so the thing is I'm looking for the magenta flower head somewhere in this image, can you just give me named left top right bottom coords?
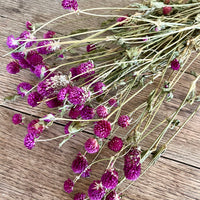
left=108, top=98, right=118, bottom=107
left=64, top=121, right=72, bottom=134
left=81, top=167, right=91, bottom=178
left=26, top=21, right=32, bottom=30
left=72, top=153, right=88, bottom=174
left=18, top=58, right=31, bottom=69
left=118, top=115, right=130, bottom=128
left=37, top=40, right=54, bottom=55
left=93, top=81, right=105, bottom=95
left=11, top=52, right=25, bottom=60
left=28, top=119, right=45, bottom=138
left=81, top=105, right=95, bottom=120
left=62, top=0, right=78, bottom=11
left=101, top=168, right=118, bottom=189
left=67, top=86, right=88, bottom=105
left=37, top=80, right=55, bottom=97
left=124, top=163, right=141, bottom=181
left=19, top=31, right=36, bottom=48
left=85, top=138, right=99, bottom=154
left=43, top=30, right=56, bottom=39
left=106, top=191, right=121, bottom=200
left=96, top=105, right=108, bottom=118
left=69, top=104, right=84, bottom=119
left=34, top=64, right=49, bottom=78
left=57, top=85, right=72, bottom=101
left=26, top=51, right=44, bottom=67
left=24, top=133, right=35, bottom=150
left=117, top=16, right=128, bottom=26
left=7, top=35, right=19, bottom=49
left=74, top=193, right=86, bottom=200
left=163, top=6, right=172, bottom=15
left=6, top=61, right=20, bottom=74
left=88, top=180, right=105, bottom=200
left=27, top=91, right=43, bottom=107
left=17, top=82, right=32, bottom=97
left=64, top=178, right=74, bottom=193
left=77, top=61, right=95, bottom=78
left=108, top=136, right=123, bottom=152
left=87, top=44, right=96, bottom=52
left=94, top=120, right=111, bottom=138
left=12, top=113, right=23, bottom=125
left=46, top=96, right=63, bottom=108
left=171, top=59, right=180, bottom=71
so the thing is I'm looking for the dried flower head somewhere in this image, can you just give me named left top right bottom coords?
left=12, top=113, right=23, bottom=125
left=108, top=136, right=123, bottom=152
left=106, top=191, right=121, bottom=200
left=74, top=193, right=86, bottom=200
left=64, top=178, right=74, bottom=193
left=101, top=168, right=118, bottom=189
left=62, top=0, right=78, bottom=11
left=24, top=133, right=35, bottom=150
left=118, top=115, right=130, bottom=128
left=72, top=153, right=88, bottom=174
left=6, top=61, right=20, bottom=74
left=81, top=105, right=95, bottom=120
left=85, top=138, right=99, bottom=154
left=94, top=120, right=111, bottom=138
left=17, top=82, right=32, bottom=97
left=88, top=180, right=105, bottom=200
left=27, top=91, right=43, bottom=107
left=171, top=59, right=180, bottom=71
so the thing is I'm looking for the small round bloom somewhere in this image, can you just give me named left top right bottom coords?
left=96, top=105, right=108, bottom=118
left=87, top=44, right=96, bottom=52
left=64, top=121, right=72, bottom=134
left=124, top=147, right=141, bottom=168
left=27, top=91, right=43, bottom=107
left=106, top=191, right=121, bottom=200
left=43, top=30, right=56, bottom=39
left=108, top=98, right=118, bottom=107
left=108, top=136, right=123, bottom=152
left=85, top=138, right=99, bottom=154
left=28, top=119, right=45, bottom=138
left=93, top=82, right=105, bottom=95
left=171, top=59, right=180, bottom=71
left=117, top=16, right=128, bottom=26
left=163, top=6, right=172, bottom=15
left=57, top=85, right=71, bottom=101
left=6, top=61, right=20, bottom=74
left=19, top=31, right=36, bottom=48
left=17, top=82, right=32, bottom=97
left=81, top=167, right=91, bottom=178
left=18, top=58, right=31, bottom=69
left=11, top=52, right=25, bottom=60
left=34, top=64, right=49, bottom=78
left=37, top=80, right=54, bottom=97
left=81, top=105, right=95, bottom=120
left=72, top=153, right=88, bottom=174
left=26, top=21, right=32, bottom=30
left=7, top=35, right=19, bottom=49
left=124, top=163, right=141, bottom=181
left=62, top=0, right=78, bottom=11
left=26, top=51, right=44, bottom=66
left=77, top=61, right=95, bottom=78
left=64, top=178, right=74, bottom=193
left=37, top=40, right=54, bottom=55
left=12, top=113, right=22, bottom=125
left=74, top=193, right=86, bottom=200
left=101, top=168, right=118, bottom=189
left=94, top=120, right=111, bottom=139
left=24, top=133, right=35, bottom=150
left=88, top=180, right=105, bottom=200
left=69, top=104, right=84, bottom=119
left=46, top=96, right=63, bottom=108
left=118, top=115, right=130, bottom=128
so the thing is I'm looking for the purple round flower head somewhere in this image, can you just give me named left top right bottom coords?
left=101, top=168, right=118, bottom=189
left=19, top=31, right=36, bottom=48
left=46, top=96, right=63, bottom=108
left=24, top=133, right=35, bottom=150
left=171, top=59, right=180, bottom=71
left=96, top=105, right=108, bottom=118
left=81, top=167, right=91, bottom=178
left=108, top=98, right=118, bottom=107
left=87, top=44, right=96, bottom=52
left=70, top=67, right=79, bottom=81
left=93, top=81, right=105, bottom=95
left=124, top=163, right=141, bottom=181
left=108, top=136, right=123, bottom=152
left=118, top=115, right=130, bottom=128
left=12, top=113, right=22, bottom=125
left=27, top=91, right=43, bottom=107
left=26, top=21, right=32, bottom=30
left=37, top=40, right=54, bottom=55
left=69, top=104, right=84, bottom=119
left=64, top=178, right=74, bottom=193
left=117, top=16, right=128, bottom=26
left=124, top=147, right=141, bottom=168
left=7, top=35, right=19, bottom=49
left=77, top=61, right=95, bottom=78
left=85, top=138, right=99, bottom=154
left=106, top=191, right=121, bottom=200
left=67, top=86, right=87, bottom=105
left=28, top=119, right=45, bottom=138
left=43, top=30, right=56, bottom=39
left=62, top=0, right=78, bottom=11
left=64, top=121, right=72, bottom=134
left=17, top=82, right=32, bottom=97
left=71, top=153, right=88, bottom=174
left=34, top=64, right=49, bottom=78
left=94, top=120, right=111, bottom=139
left=57, top=85, right=72, bottom=101
left=18, top=58, right=31, bottom=69
left=6, top=61, right=20, bottom=74
left=80, top=105, right=95, bottom=120
left=88, top=180, right=105, bottom=200
left=26, top=51, right=44, bottom=66
left=74, top=193, right=86, bottom=200
left=11, top=52, right=25, bottom=60
left=37, top=80, right=54, bottom=97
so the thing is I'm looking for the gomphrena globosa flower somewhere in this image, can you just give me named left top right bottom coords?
left=118, top=115, right=130, bottom=128
left=101, top=168, right=119, bottom=189
left=17, top=82, right=32, bottom=97
left=64, top=178, right=74, bottom=193
left=96, top=105, right=108, bottom=118
left=6, top=61, right=20, bottom=74
left=81, top=105, right=95, bottom=120
left=93, top=81, right=105, bottom=95
left=24, top=133, right=35, bottom=150
left=171, top=59, right=180, bottom=71
left=106, top=191, right=121, bottom=200
left=108, top=136, right=123, bottom=152
left=88, top=180, right=105, bottom=200
left=12, top=113, right=23, bottom=125
left=74, top=192, right=86, bottom=200
left=76, top=61, right=95, bottom=78
left=27, top=91, right=43, bottom=107
left=27, top=119, right=45, bottom=138
left=85, top=138, right=99, bottom=154
left=69, top=104, right=84, bottom=119
left=62, top=0, right=78, bottom=11
left=72, top=153, right=88, bottom=174
left=94, top=120, right=111, bottom=138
